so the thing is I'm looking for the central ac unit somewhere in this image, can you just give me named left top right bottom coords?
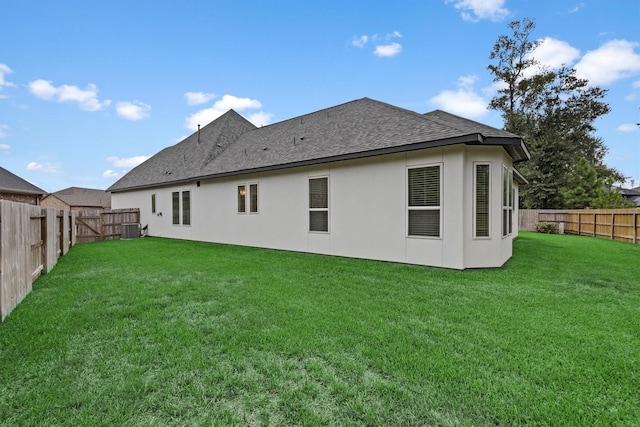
left=121, top=223, right=140, bottom=239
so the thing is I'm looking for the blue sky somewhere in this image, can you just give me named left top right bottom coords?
left=1, top=0, right=639, bottom=192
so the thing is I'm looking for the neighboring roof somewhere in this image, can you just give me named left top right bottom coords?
left=109, top=97, right=529, bottom=193
left=0, top=166, right=46, bottom=195
left=43, top=187, right=111, bottom=208
left=620, top=187, right=640, bottom=196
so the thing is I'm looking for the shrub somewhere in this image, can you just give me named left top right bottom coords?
left=535, top=222, right=559, bottom=234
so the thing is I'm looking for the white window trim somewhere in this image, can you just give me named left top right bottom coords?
left=473, top=162, right=491, bottom=239
left=502, top=165, right=514, bottom=238
left=182, top=190, right=191, bottom=227
left=308, top=175, right=330, bottom=234
left=249, top=182, right=259, bottom=214
left=237, top=184, right=246, bottom=214
left=406, top=163, right=443, bottom=239
left=237, top=182, right=259, bottom=214
left=171, top=189, right=192, bottom=226
left=172, top=191, right=180, bottom=225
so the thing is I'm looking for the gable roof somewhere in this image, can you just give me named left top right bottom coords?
left=43, top=187, right=111, bottom=208
left=109, top=97, right=529, bottom=193
left=0, top=166, right=46, bottom=195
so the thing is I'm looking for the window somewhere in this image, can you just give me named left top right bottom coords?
left=182, top=191, right=191, bottom=226
left=237, top=185, right=246, bottom=213
left=309, top=177, right=328, bottom=232
left=249, top=184, right=258, bottom=213
left=172, top=192, right=180, bottom=225
left=407, top=165, right=441, bottom=238
left=151, top=194, right=156, bottom=214
left=475, top=164, right=490, bottom=238
left=502, top=166, right=513, bottom=237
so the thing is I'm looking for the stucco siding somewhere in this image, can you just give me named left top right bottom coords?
left=112, top=145, right=517, bottom=269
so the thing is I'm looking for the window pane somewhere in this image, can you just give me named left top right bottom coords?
left=408, top=210, right=440, bottom=237
left=309, top=211, right=328, bottom=232
left=309, top=178, right=328, bottom=209
left=182, top=191, right=190, bottom=225
left=408, top=166, right=440, bottom=207
left=172, top=192, right=180, bottom=225
left=475, top=164, right=490, bottom=237
left=250, top=184, right=258, bottom=213
left=237, top=185, right=246, bottom=213
left=151, top=194, right=156, bottom=213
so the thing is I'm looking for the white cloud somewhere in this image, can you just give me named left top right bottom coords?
left=116, top=100, right=151, bottom=120
left=617, top=123, right=639, bottom=132
left=352, top=31, right=403, bottom=57
left=106, top=155, right=150, bottom=168
left=529, top=37, right=581, bottom=71
left=185, top=91, right=217, bottom=105
left=446, top=0, right=509, bottom=22
left=352, top=35, right=369, bottom=48
left=26, top=161, right=59, bottom=174
left=185, top=94, right=269, bottom=131
left=0, top=64, right=16, bottom=94
left=568, top=3, right=585, bottom=13
left=374, top=42, right=402, bottom=58
left=575, top=40, right=640, bottom=85
left=0, top=124, right=8, bottom=139
left=246, top=111, right=274, bottom=127
left=430, top=75, right=488, bottom=118
left=102, top=169, right=121, bottom=179
left=0, top=143, right=10, bottom=154
left=28, top=79, right=111, bottom=111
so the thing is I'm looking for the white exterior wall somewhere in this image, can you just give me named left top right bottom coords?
left=112, top=145, right=517, bottom=269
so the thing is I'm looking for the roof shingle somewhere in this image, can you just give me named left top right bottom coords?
left=109, top=97, right=528, bottom=192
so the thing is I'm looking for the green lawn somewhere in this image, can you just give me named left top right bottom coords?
left=1, top=232, right=638, bottom=426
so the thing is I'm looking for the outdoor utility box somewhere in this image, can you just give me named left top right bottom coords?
left=121, top=223, right=140, bottom=239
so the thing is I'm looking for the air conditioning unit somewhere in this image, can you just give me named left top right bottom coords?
left=121, top=223, right=140, bottom=239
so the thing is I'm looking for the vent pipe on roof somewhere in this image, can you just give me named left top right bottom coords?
left=197, top=124, right=201, bottom=143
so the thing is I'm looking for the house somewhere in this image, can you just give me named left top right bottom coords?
left=109, top=98, right=529, bottom=269
left=620, top=186, right=640, bottom=207
left=0, top=166, right=46, bottom=205
left=41, top=187, right=111, bottom=211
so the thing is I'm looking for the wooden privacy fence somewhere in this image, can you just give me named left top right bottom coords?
left=0, top=200, right=75, bottom=321
left=76, top=208, right=140, bottom=243
left=520, top=209, right=640, bottom=244
left=1, top=203, right=141, bottom=321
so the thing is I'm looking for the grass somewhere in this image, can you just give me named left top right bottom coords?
left=1, top=232, right=639, bottom=426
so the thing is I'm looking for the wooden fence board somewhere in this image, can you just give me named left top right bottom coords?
left=1, top=203, right=140, bottom=321
left=520, top=208, right=640, bottom=244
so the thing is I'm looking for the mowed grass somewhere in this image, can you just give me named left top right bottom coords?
left=1, top=232, right=638, bottom=426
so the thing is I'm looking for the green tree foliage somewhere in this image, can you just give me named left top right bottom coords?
left=592, top=179, right=636, bottom=209
left=488, top=18, right=623, bottom=209
left=563, top=157, right=601, bottom=208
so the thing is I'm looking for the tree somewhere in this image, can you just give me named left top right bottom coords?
left=488, top=19, right=622, bottom=209
left=592, top=179, right=636, bottom=209
left=562, top=157, right=601, bottom=208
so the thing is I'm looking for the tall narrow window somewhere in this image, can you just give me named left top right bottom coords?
left=475, top=164, right=490, bottom=238
left=172, top=192, right=180, bottom=225
left=151, top=194, right=156, bottom=214
left=502, top=166, right=513, bottom=237
left=249, top=183, right=258, bottom=213
left=309, top=177, right=328, bottom=232
left=237, top=185, right=246, bottom=213
left=407, top=165, right=441, bottom=238
left=182, top=191, right=191, bottom=225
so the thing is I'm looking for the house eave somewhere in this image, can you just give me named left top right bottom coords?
left=0, top=186, right=46, bottom=196
left=110, top=134, right=527, bottom=193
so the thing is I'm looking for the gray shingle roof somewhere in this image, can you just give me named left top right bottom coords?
left=45, top=187, right=111, bottom=208
left=0, top=166, right=46, bottom=195
left=109, top=97, right=529, bottom=192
